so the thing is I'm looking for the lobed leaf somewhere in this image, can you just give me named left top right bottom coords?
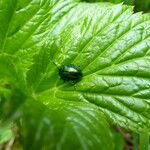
left=22, top=0, right=150, bottom=133
left=0, top=0, right=150, bottom=148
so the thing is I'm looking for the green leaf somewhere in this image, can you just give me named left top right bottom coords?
left=0, top=123, right=13, bottom=144
left=0, top=86, right=26, bottom=121
left=81, top=0, right=134, bottom=5
left=134, top=0, right=150, bottom=13
left=0, top=0, right=150, bottom=148
left=111, top=129, right=125, bottom=150
left=0, top=54, right=26, bottom=121
left=139, top=133, right=150, bottom=150
left=21, top=99, right=113, bottom=150
left=0, top=54, right=26, bottom=90
left=23, top=1, right=150, bottom=133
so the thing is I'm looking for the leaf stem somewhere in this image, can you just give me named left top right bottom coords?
left=133, top=133, right=138, bottom=150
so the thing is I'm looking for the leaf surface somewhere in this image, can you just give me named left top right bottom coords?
left=21, top=99, right=113, bottom=150
left=0, top=0, right=150, bottom=149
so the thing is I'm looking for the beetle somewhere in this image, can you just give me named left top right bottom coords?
left=58, top=65, right=83, bottom=84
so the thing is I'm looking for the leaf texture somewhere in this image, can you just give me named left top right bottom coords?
left=0, top=0, right=150, bottom=149
left=21, top=100, right=113, bottom=150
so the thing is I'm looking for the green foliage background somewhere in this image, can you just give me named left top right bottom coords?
left=0, top=0, right=150, bottom=149
left=82, top=0, right=150, bottom=12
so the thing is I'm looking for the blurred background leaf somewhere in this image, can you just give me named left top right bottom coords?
left=111, top=129, right=125, bottom=150
left=0, top=123, right=12, bottom=145
left=81, top=0, right=133, bottom=4
left=81, top=0, right=150, bottom=12
left=134, top=0, right=150, bottom=12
